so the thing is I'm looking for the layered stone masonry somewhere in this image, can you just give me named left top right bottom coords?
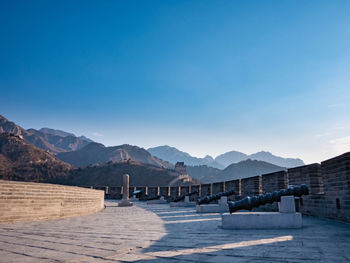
left=91, top=152, right=350, bottom=223
left=241, top=176, right=262, bottom=197
left=0, top=180, right=104, bottom=224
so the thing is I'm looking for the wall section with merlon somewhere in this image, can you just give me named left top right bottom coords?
left=262, top=171, right=288, bottom=193
left=241, top=176, right=261, bottom=197
left=319, top=152, right=350, bottom=222
left=288, top=163, right=323, bottom=194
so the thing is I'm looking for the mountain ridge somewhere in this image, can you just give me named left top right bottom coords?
left=187, top=159, right=285, bottom=183
left=0, top=115, right=92, bottom=153
left=57, top=142, right=173, bottom=169
left=0, top=132, right=72, bottom=183
left=148, top=145, right=304, bottom=168
left=148, top=145, right=224, bottom=169
left=0, top=132, right=193, bottom=187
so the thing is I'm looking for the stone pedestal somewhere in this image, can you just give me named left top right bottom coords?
left=147, top=196, right=168, bottom=204
left=129, top=195, right=139, bottom=201
left=170, top=195, right=196, bottom=207
left=221, top=195, right=302, bottom=229
left=278, top=196, right=296, bottom=213
left=196, top=196, right=229, bottom=213
left=118, top=174, right=133, bottom=207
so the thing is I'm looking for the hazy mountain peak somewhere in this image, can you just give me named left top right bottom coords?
left=148, top=146, right=224, bottom=169
left=253, top=151, right=272, bottom=155
left=57, top=143, right=172, bottom=168
left=0, top=115, right=93, bottom=153
left=248, top=151, right=304, bottom=168
left=215, top=150, right=248, bottom=167
left=39, top=127, right=76, bottom=138
left=79, top=136, right=93, bottom=142
left=204, top=155, right=214, bottom=161
left=85, top=142, right=105, bottom=149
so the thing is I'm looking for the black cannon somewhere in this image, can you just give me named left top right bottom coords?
left=228, top=184, right=309, bottom=214
left=129, top=190, right=142, bottom=198
left=172, top=190, right=199, bottom=203
left=197, top=189, right=236, bottom=205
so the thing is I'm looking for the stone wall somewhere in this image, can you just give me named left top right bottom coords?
left=225, top=179, right=241, bottom=201
left=262, top=171, right=288, bottom=193
left=160, top=186, right=170, bottom=198
left=0, top=180, right=104, bottom=224
left=189, top=185, right=200, bottom=201
left=319, top=152, right=350, bottom=222
left=241, top=176, right=261, bottom=196
left=200, top=184, right=212, bottom=197
left=212, top=182, right=225, bottom=194
left=97, top=152, right=350, bottom=223
left=288, top=163, right=322, bottom=194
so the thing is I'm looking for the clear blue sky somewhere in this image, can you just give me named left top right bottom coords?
left=1, top=0, right=350, bottom=164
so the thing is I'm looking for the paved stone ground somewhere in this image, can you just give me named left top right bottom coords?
left=1, top=200, right=350, bottom=262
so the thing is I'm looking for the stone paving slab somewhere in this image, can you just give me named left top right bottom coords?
left=0, top=200, right=350, bottom=262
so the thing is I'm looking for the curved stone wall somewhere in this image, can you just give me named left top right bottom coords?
left=0, top=180, right=104, bottom=223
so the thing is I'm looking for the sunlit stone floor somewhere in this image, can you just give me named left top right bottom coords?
left=0, top=200, right=350, bottom=262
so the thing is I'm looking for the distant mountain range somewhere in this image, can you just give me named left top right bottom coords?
left=216, top=150, right=304, bottom=168
left=0, top=132, right=188, bottom=186
left=148, top=146, right=224, bottom=169
left=0, top=114, right=304, bottom=186
left=148, top=145, right=304, bottom=168
left=39, top=127, right=93, bottom=142
left=57, top=142, right=173, bottom=169
left=0, top=115, right=92, bottom=153
left=187, top=160, right=285, bottom=183
left=68, top=161, right=191, bottom=187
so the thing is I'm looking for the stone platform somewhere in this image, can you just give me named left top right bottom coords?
left=0, top=200, right=350, bottom=262
left=169, top=201, right=196, bottom=207
left=170, top=196, right=196, bottom=207
left=197, top=204, right=228, bottom=213
left=222, top=212, right=302, bottom=229
left=147, top=197, right=168, bottom=204
left=222, top=196, right=302, bottom=229
left=197, top=196, right=229, bottom=213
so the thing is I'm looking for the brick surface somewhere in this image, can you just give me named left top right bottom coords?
left=241, top=176, right=261, bottom=197
left=0, top=201, right=350, bottom=262
left=0, top=180, right=104, bottom=224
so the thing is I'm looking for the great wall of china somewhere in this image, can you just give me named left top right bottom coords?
left=1, top=152, right=349, bottom=224
left=95, top=152, right=350, bottom=223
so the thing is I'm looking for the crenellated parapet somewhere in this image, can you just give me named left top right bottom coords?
left=91, top=152, right=350, bottom=223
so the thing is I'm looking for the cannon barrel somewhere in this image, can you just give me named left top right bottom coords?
left=197, top=189, right=236, bottom=205
left=172, top=190, right=199, bottom=203
left=228, top=184, right=309, bottom=214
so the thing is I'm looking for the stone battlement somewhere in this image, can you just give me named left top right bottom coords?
left=95, top=152, right=350, bottom=223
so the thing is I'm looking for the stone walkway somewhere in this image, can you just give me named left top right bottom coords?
left=0, top=200, right=350, bottom=262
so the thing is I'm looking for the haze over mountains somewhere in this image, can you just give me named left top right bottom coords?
left=68, top=161, right=188, bottom=187
left=0, top=115, right=186, bottom=186
left=148, top=145, right=304, bottom=169
left=0, top=115, right=92, bottom=153
left=148, top=146, right=224, bottom=169
left=187, top=160, right=285, bottom=183
left=57, top=142, right=172, bottom=168
left=0, top=132, right=186, bottom=186
left=39, top=128, right=93, bottom=143
left=0, top=114, right=305, bottom=184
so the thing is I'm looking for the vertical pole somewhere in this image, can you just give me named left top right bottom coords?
left=123, top=174, right=129, bottom=200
